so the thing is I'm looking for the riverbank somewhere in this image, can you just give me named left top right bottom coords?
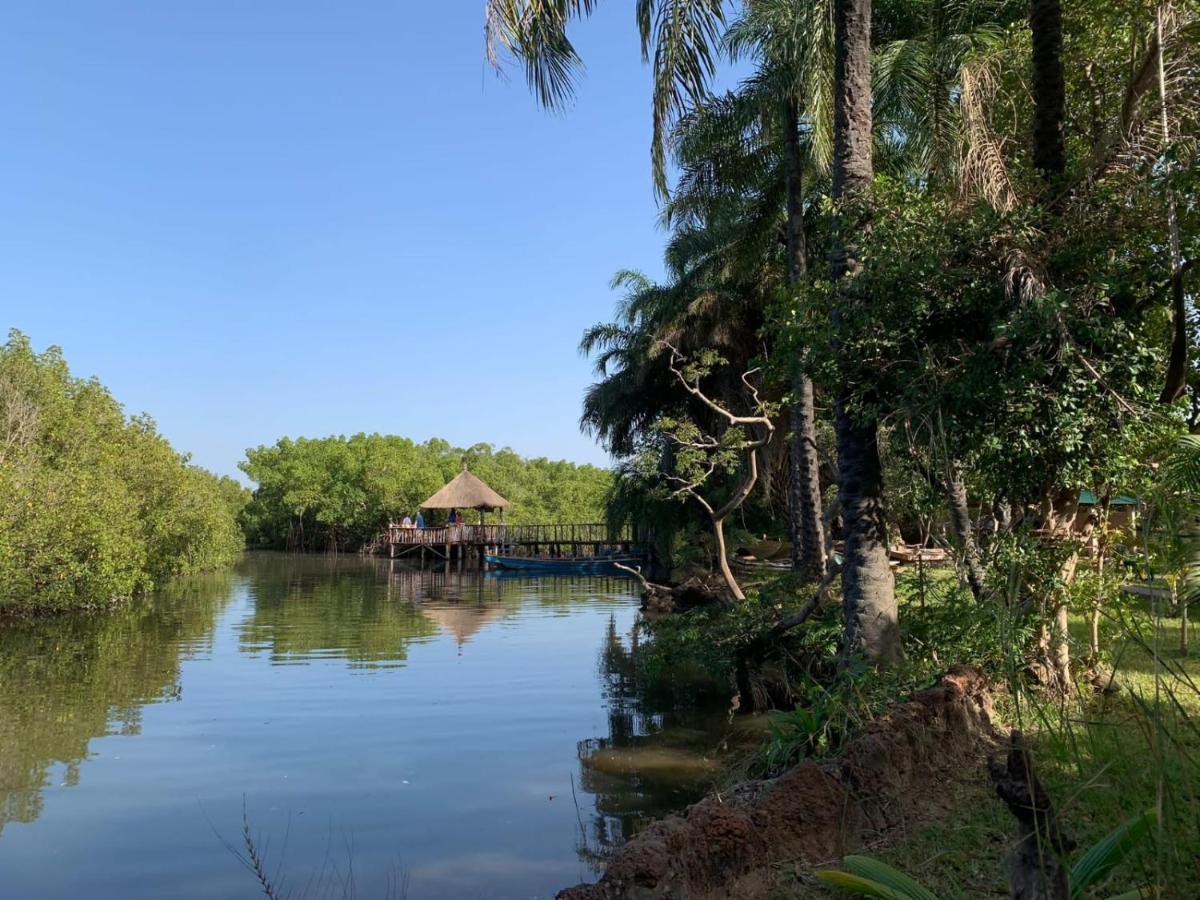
left=563, top=653, right=1199, bottom=899
left=561, top=666, right=998, bottom=899
left=567, top=567, right=1200, bottom=899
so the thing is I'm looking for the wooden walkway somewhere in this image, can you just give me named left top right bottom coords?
left=371, top=522, right=645, bottom=562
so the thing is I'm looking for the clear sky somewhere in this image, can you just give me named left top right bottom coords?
left=1, top=2, right=681, bottom=478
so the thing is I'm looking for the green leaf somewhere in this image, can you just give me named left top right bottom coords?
left=1069, top=809, right=1156, bottom=898
left=814, top=870, right=915, bottom=900
left=815, top=857, right=942, bottom=900
left=842, top=857, right=943, bottom=900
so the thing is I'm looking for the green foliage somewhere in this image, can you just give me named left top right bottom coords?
left=239, top=435, right=612, bottom=551
left=898, top=571, right=1036, bottom=676
left=763, top=688, right=849, bottom=770
left=1141, top=434, right=1200, bottom=607
left=0, top=331, right=246, bottom=616
left=1070, top=809, right=1157, bottom=900
left=816, top=855, right=942, bottom=900
left=815, top=809, right=1157, bottom=900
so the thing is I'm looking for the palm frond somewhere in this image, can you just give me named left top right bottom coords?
left=639, top=0, right=727, bottom=198
left=485, top=0, right=599, bottom=110
left=1164, top=435, right=1200, bottom=495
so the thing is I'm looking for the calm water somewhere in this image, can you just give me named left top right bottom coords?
left=0, top=553, right=733, bottom=899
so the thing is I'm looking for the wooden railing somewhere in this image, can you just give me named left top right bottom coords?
left=385, top=522, right=635, bottom=547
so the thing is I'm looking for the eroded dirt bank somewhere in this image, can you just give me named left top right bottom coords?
left=559, top=665, right=997, bottom=900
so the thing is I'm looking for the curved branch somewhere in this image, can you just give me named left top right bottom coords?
left=659, top=340, right=776, bottom=431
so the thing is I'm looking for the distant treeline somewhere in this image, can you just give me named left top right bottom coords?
left=0, top=332, right=247, bottom=617
left=239, top=435, right=613, bottom=552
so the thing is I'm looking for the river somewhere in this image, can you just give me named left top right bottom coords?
left=0, top=553, right=735, bottom=899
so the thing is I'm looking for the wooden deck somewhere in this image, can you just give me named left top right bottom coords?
left=371, top=522, right=645, bottom=562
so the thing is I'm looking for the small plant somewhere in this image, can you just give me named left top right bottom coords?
left=763, top=689, right=847, bottom=771
left=814, top=809, right=1155, bottom=900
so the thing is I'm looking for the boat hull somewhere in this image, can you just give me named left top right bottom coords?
left=484, top=555, right=641, bottom=576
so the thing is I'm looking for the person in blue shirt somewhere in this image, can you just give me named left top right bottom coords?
left=415, top=511, right=425, bottom=530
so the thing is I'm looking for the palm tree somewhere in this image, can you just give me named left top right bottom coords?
left=830, top=0, right=903, bottom=664
left=580, top=194, right=777, bottom=463
left=485, top=0, right=727, bottom=197
left=872, top=0, right=1020, bottom=188
left=725, top=2, right=838, bottom=580
left=870, top=0, right=1022, bottom=602
left=666, top=78, right=833, bottom=578
left=491, top=1, right=841, bottom=580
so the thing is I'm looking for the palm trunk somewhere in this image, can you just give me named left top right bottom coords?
left=1029, top=0, right=1074, bottom=688
left=1089, top=548, right=1104, bottom=660
left=1030, top=0, right=1066, bottom=182
left=832, top=0, right=901, bottom=664
left=783, top=95, right=827, bottom=581
left=789, top=378, right=826, bottom=578
left=1155, top=3, right=1188, bottom=403
left=946, top=459, right=986, bottom=601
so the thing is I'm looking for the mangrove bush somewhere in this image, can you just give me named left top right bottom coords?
left=0, top=331, right=247, bottom=616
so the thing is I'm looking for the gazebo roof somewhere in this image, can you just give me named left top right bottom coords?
left=422, top=603, right=504, bottom=648
left=420, top=469, right=510, bottom=511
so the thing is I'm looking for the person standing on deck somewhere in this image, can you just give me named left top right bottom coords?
left=415, top=511, right=425, bottom=530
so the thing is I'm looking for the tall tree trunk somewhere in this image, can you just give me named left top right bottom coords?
left=1029, top=0, right=1074, bottom=689
left=831, top=0, right=901, bottom=664
left=1155, top=2, right=1188, bottom=403
left=946, top=459, right=986, bottom=601
left=783, top=94, right=828, bottom=581
left=1030, top=0, right=1066, bottom=182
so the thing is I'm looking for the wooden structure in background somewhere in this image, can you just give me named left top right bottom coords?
left=366, top=468, right=648, bottom=565
left=379, top=522, right=642, bottom=564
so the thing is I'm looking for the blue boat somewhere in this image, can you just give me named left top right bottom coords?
left=484, top=554, right=642, bottom=576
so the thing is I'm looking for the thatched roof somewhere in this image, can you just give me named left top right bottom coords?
left=420, top=469, right=510, bottom=511
left=422, top=603, right=503, bottom=647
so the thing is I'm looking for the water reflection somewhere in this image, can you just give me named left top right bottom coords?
left=0, top=554, right=739, bottom=899
left=574, top=616, right=735, bottom=864
left=235, top=557, right=644, bottom=666
left=236, top=557, right=442, bottom=666
left=0, top=571, right=233, bottom=836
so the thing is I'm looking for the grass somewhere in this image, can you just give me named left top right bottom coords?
left=771, top=568, right=1200, bottom=899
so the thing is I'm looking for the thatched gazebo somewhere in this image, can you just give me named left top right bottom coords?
left=420, top=468, right=510, bottom=525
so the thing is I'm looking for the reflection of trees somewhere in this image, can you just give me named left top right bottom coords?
left=238, top=558, right=607, bottom=664
left=0, top=571, right=233, bottom=835
left=574, top=616, right=731, bottom=866
left=238, top=557, right=442, bottom=667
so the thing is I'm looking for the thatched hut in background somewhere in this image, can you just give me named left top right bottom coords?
left=420, top=468, right=510, bottom=525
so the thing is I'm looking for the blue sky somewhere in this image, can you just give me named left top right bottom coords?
left=1, top=2, right=692, bottom=477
